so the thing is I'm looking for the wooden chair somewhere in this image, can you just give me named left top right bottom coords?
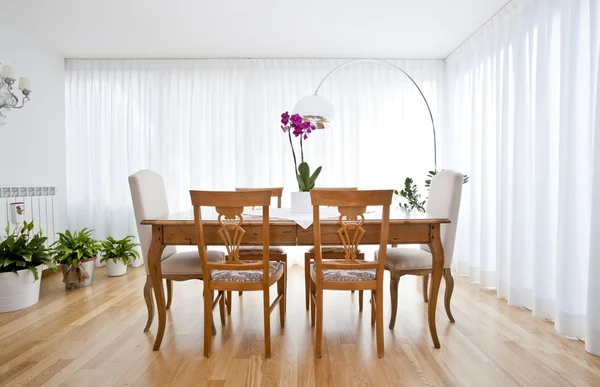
left=190, top=190, right=286, bottom=358
left=303, top=188, right=364, bottom=311
left=234, top=187, right=287, bottom=306
left=129, top=170, right=226, bottom=333
left=379, top=170, right=463, bottom=329
left=309, top=189, right=393, bottom=358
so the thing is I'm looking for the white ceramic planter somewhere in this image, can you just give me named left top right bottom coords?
left=291, top=191, right=312, bottom=213
left=61, top=257, right=97, bottom=290
left=130, top=258, right=144, bottom=268
left=0, top=266, right=42, bottom=313
left=106, top=259, right=128, bottom=277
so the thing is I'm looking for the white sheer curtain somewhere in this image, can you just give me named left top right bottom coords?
left=65, top=59, right=444, bottom=264
left=445, top=0, right=600, bottom=355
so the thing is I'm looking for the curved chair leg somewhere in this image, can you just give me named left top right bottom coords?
left=166, top=279, right=173, bottom=310
left=359, top=290, right=364, bottom=312
left=422, top=274, right=429, bottom=303
left=389, top=275, right=400, bottom=329
left=443, top=270, right=455, bottom=323
left=305, top=253, right=311, bottom=310
left=143, top=275, right=154, bottom=332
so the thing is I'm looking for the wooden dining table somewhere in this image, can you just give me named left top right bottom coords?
left=141, top=208, right=450, bottom=351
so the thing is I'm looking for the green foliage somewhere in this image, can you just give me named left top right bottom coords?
left=296, top=162, right=322, bottom=192
left=52, top=228, right=101, bottom=266
left=395, top=178, right=426, bottom=212
left=99, top=235, right=140, bottom=265
left=396, top=170, right=470, bottom=212
left=0, top=221, right=57, bottom=281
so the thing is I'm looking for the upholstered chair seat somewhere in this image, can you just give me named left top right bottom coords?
left=212, top=261, right=283, bottom=282
left=375, top=248, right=436, bottom=271
left=162, top=250, right=225, bottom=276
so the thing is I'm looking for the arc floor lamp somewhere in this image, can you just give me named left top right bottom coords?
left=293, top=59, right=438, bottom=172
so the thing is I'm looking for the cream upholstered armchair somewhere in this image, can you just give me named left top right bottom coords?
left=377, top=169, right=463, bottom=329
left=128, top=169, right=225, bottom=332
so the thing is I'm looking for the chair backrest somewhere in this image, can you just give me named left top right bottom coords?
left=190, top=190, right=272, bottom=283
left=128, top=170, right=177, bottom=274
left=235, top=187, right=283, bottom=208
left=420, top=170, right=463, bottom=268
left=310, top=190, right=393, bottom=282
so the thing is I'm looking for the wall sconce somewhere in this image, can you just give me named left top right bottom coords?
left=0, top=63, right=32, bottom=126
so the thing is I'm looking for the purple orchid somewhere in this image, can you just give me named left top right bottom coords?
left=280, top=111, right=321, bottom=191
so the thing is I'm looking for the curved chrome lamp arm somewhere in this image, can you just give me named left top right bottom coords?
left=314, top=59, right=437, bottom=172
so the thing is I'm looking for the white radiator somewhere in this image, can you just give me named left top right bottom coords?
left=0, top=186, right=58, bottom=246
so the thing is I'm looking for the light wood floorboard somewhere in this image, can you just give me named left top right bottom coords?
left=0, top=263, right=599, bottom=387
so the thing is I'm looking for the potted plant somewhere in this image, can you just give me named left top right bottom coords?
left=99, top=236, right=140, bottom=277
left=280, top=111, right=321, bottom=213
left=395, top=170, right=470, bottom=212
left=0, top=221, right=57, bottom=312
left=52, top=228, right=101, bottom=290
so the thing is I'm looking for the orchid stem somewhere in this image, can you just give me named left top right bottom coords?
left=300, top=137, right=304, bottom=163
left=288, top=130, right=300, bottom=190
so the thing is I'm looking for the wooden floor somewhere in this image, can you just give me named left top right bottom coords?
left=1, top=263, right=599, bottom=387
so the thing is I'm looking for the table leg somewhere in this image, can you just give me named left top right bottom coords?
left=149, top=225, right=166, bottom=351
left=428, top=224, right=444, bottom=348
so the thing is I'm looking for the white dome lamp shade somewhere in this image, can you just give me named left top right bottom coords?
left=292, top=94, right=334, bottom=129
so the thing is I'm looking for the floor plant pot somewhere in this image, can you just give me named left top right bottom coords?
left=291, top=191, right=312, bottom=213
left=130, top=258, right=144, bottom=268
left=0, top=266, right=42, bottom=312
left=107, top=259, right=128, bottom=277
left=61, top=257, right=96, bottom=290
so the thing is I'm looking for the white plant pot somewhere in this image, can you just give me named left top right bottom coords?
left=291, top=191, right=312, bottom=214
left=0, top=266, right=42, bottom=313
left=106, top=259, right=128, bottom=277
left=130, top=258, right=144, bottom=268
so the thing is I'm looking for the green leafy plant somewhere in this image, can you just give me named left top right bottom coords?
left=52, top=228, right=101, bottom=266
left=396, top=170, right=470, bottom=212
left=99, top=236, right=140, bottom=265
left=0, top=221, right=57, bottom=280
left=394, top=178, right=426, bottom=212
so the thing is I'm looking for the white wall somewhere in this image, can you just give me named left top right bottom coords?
left=0, top=22, right=66, bottom=231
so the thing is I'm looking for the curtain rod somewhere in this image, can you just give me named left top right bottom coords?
left=445, top=0, right=515, bottom=60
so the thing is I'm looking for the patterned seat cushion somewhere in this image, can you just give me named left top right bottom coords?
left=310, top=261, right=376, bottom=282
left=307, top=246, right=362, bottom=253
left=238, top=246, right=285, bottom=255
left=211, top=260, right=283, bottom=282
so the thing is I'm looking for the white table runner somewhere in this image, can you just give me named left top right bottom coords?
left=243, top=207, right=342, bottom=229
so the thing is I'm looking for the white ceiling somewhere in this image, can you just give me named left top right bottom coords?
left=0, top=0, right=510, bottom=59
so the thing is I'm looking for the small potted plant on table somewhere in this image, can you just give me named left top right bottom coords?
left=100, top=236, right=140, bottom=277
left=0, top=221, right=57, bottom=312
left=52, top=229, right=101, bottom=290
